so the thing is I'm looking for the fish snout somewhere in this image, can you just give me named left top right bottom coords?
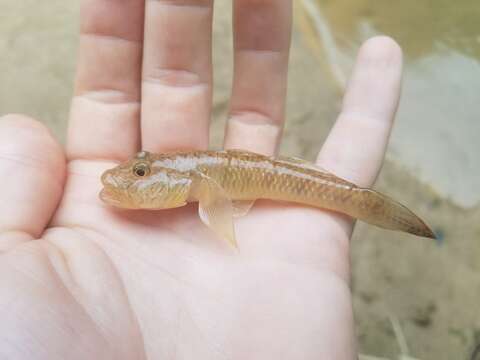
left=100, top=170, right=123, bottom=206
left=101, top=170, right=119, bottom=187
left=100, top=187, right=115, bottom=204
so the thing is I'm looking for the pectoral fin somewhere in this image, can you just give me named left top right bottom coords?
left=194, top=173, right=237, bottom=248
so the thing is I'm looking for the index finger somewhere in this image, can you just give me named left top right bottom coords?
left=67, top=0, right=145, bottom=162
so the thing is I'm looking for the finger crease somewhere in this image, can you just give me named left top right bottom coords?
left=235, top=48, right=285, bottom=56
left=147, top=0, right=212, bottom=11
left=229, top=110, right=279, bottom=126
left=75, top=91, right=140, bottom=106
left=142, top=68, right=208, bottom=88
left=81, top=32, right=142, bottom=47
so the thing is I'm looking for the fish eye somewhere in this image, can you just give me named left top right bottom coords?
left=133, top=162, right=150, bottom=177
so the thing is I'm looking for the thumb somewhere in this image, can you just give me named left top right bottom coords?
left=0, top=114, right=66, bottom=250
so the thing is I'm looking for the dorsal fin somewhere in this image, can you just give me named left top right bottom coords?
left=275, top=155, right=327, bottom=171
left=274, top=155, right=357, bottom=188
left=225, top=149, right=357, bottom=188
left=225, top=149, right=259, bottom=157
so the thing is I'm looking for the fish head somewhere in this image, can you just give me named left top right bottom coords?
left=100, top=151, right=192, bottom=209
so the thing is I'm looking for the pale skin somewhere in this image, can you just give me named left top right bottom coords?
left=0, top=1, right=403, bottom=359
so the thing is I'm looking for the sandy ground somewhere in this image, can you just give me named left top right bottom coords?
left=1, top=1, right=479, bottom=359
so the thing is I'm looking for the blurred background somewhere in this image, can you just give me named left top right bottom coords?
left=1, top=1, right=479, bottom=359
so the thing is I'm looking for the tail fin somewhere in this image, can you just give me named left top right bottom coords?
left=354, top=189, right=436, bottom=239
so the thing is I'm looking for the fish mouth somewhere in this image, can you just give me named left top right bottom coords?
left=99, top=187, right=123, bottom=207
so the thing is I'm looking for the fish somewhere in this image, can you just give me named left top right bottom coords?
left=100, top=149, right=436, bottom=246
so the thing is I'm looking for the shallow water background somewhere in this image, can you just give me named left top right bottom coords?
left=303, top=0, right=480, bottom=209
left=1, top=1, right=479, bottom=359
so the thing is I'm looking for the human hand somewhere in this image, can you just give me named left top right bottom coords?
left=0, top=1, right=402, bottom=359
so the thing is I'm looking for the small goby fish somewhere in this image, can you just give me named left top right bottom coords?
left=100, top=150, right=436, bottom=246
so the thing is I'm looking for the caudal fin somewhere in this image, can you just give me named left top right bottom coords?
left=355, top=189, right=436, bottom=239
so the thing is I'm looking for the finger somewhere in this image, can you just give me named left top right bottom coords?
left=141, top=0, right=214, bottom=152
left=67, top=0, right=145, bottom=161
left=224, top=0, right=292, bottom=156
left=315, top=36, right=403, bottom=239
left=317, top=36, right=403, bottom=187
left=238, top=38, right=402, bottom=281
left=0, top=115, right=65, bottom=246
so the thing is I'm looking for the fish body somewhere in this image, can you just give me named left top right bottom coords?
left=100, top=150, right=435, bottom=245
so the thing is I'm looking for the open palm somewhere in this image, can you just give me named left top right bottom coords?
left=0, top=1, right=403, bottom=359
